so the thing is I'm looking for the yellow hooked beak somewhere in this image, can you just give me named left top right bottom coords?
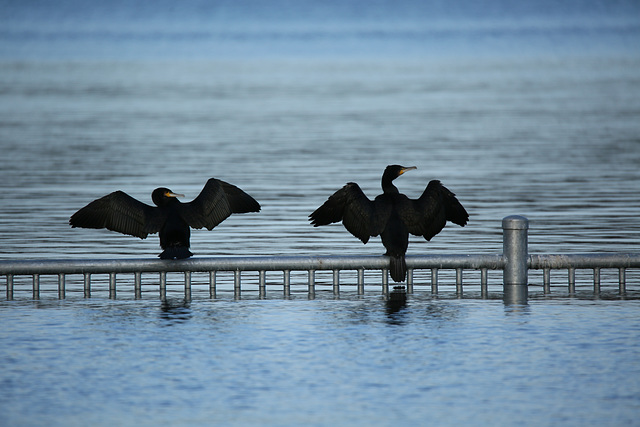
left=165, top=191, right=185, bottom=198
left=399, top=166, right=417, bottom=175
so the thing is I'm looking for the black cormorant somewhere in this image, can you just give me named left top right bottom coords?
left=70, top=178, right=261, bottom=259
left=309, top=165, right=468, bottom=282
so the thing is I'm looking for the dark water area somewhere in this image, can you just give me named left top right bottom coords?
left=1, top=1, right=640, bottom=425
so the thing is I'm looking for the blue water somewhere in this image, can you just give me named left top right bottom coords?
left=1, top=1, right=640, bottom=425
left=1, top=0, right=639, bottom=60
left=2, top=295, right=640, bottom=427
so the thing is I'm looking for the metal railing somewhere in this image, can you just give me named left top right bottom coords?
left=530, top=254, right=640, bottom=295
left=1, top=216, right=639, bottom=301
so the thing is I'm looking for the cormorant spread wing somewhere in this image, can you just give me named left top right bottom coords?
left=69, top=190, right=165, bottom=239
left=396, top=180, right=469, bottom=241
left=178, top=178, right=261, bottom=230
left=309, top=182, right=392, bottom=243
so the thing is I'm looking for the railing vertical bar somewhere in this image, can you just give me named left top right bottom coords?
left=283, top=270, right=291, bottom=297
left=134, top=272, right=142, bottom=299
left=259, top=270, right=266, bottom=299
left=480, top=268, right=488, bottom=298
left=83, top=273, right=91, bottom=298
left=593, top=268, right=601, bottom=295
left=357, top=268, right=365, bottom=295
left=234, top=270, right=241, bottom=299
left=456, top=268, right=463, bottom=295
left=543, top=268, right=551, bottom=294
left=568, top=268, right=576, bottom=294
left=159, top=271, right=167, bottom=300
left=109, top=272, right=116, bottom=299
left=332, top=269, right=339, bottom=295
left=619, top=268, right=626, bottom=294
left=381, top=269, right=389, bottom=295
left=184, top=271, right=192, bottom=300
left=431, top=268, right=438, bottom=294
left=209, top=271, right=216, bottom=299
left=58, top=273, right=65, bottom=299
left=6, top=274, right=13, bottom=300
left=406, top=268, right=414, bottom=294
left=33, top=274, right=40, bottom=300
left=308, top=270, right=315, bottom=299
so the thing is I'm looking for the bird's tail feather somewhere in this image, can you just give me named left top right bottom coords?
left=159, top=247, right=193, bottom=260
left=389, top=255, right=407, bottom=282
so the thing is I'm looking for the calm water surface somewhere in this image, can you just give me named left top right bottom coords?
left=2, top=294, right=640, bottom=426
left=1, top=1, right=640, bottom=425
left=1, top=55, right=640, bottom=426
left=1, top=57, right=639, bottom=260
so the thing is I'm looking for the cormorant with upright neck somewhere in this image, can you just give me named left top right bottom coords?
left=70, top=178, right=261, bottom=259
left=309, top=165, right=468, bottom=282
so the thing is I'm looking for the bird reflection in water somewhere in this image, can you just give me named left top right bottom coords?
left=385, top=285, right=408, bottom=322
left=159, top=299, right=192, bottom=325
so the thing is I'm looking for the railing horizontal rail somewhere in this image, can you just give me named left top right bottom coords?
left=2, top=216, right=639, bottom=301
left=0, top=254, right=505, bottom=276
left=530, top=254, right=640, bottom=269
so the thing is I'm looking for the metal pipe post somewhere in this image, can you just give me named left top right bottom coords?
left=593, top=268, right=601, bottom=295
left=308, top=270, right=316, bottom=299
left=234, top=270, right=241, bottom=299
left=568, top=268, right=576, bottom=295
left=284, top=270, right=291, bottom=297
left=83, top=273, right=91, bottom=298
left=357, top=269, right=364, bottom=295
left=159, top=272, right=167, bottom=300
left=381, top=269, right=389, bottom=295
left=6, top=275, right=13, bottom=300
left=259, top=270, right=267, bottom=299
left=58, top=273, right=65, bottom=299
left=33, top=274, right=40, bottom=300
left=209, top=271, right=216, bottom=299
left=134, top=272, right=142, bottom=299
left=502, top=215, right=529, bottom=303
left=543, top=268, right=551, bottom=294
left=109, top=272, right=117, bottom=299
left=480, top=268, right=488, bottom=298
left=184, top=272, right=192, bottom=301
left=431, top=268, right=438, bottom=293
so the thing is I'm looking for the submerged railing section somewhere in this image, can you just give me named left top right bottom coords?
left=1, top=216, right=639, bottom=301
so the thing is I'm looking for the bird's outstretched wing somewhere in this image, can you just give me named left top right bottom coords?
left=179, top=178, right=261, bottom=230
left=396, top=180, right=469, bottom=241
left=309, top=183, right=389, bottom=243
left=69, top=191, right=163, bottom=239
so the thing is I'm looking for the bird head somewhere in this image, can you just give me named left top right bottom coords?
left=384, top=165, right=417, bottom=181
left=152, top=187, right=185, bottom=207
